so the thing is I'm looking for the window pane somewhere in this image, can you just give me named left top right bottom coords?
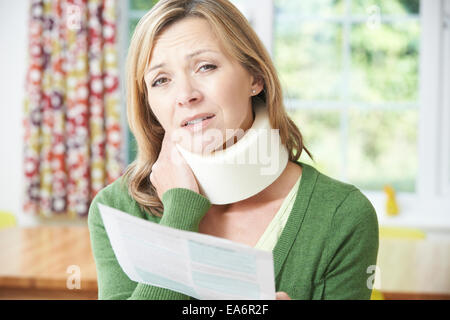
left=274, top=0, right=420, bottom=194
left=352, top=0, right=420, bottom=15
left=274, top=21, right=343, bottom=100
left=129, top=18, right=140, bottom=38
left=350, top=21, right=420, bottom=102
left=130, top=0, right=158, bottom=11
left=275, top=0, right=344, bottom=16
left=289, top=108, right=342, bottom=176
left=127, top=0, right=159, bottom=163
left=347, top=107, right=418, bottom=192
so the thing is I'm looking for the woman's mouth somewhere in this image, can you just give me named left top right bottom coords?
left=182, top=115, right=215, bottom=132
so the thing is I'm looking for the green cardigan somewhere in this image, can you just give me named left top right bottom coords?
left=88, top=161, right=379, bottom=300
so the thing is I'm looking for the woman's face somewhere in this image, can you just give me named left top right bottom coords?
left=144, top=17, right=263, bottom=153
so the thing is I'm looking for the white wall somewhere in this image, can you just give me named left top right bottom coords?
left=0, top=0, right=28, bottom=223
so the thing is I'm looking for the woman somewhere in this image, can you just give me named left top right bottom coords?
left=88, top=0, right=379, bottom=300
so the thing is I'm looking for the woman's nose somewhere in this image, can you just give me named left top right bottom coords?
left=175, top=77, right=202, bottom=107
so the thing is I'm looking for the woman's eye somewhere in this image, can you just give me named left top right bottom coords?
left=199, top=64, right=217, bottom=72
left=152, top=77, right=168, bottom=87
left=151, top=65, right=216, bottom=87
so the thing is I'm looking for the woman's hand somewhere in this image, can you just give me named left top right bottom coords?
left=276, top=291, right=292, bottom=300
left=150, top=132, right=200, bottom=200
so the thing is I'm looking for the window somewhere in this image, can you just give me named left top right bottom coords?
left=119, top=0, right=450, bottom=228
left=122, top=0, right=160, bottom=164
left=274, top=0, right=420, bottom=194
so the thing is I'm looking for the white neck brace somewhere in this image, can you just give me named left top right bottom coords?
left=175, top=98, right=289, bottom=205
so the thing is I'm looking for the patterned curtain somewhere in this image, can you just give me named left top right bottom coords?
left=23, top=0, right=124, bottom=219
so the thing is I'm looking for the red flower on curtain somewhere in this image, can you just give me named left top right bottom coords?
left=23, top=0, right=124, bottom=218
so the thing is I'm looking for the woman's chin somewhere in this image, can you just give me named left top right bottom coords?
left=175, top=125, right=243, bottom=155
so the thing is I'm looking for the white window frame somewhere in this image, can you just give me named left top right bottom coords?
left=407, top=0, right=450, bottom=228
left=118, top=0, right=450, bottom=231
left=373, top=0, right=450, bottom=231
left=230, top=0, right=274, bottom=55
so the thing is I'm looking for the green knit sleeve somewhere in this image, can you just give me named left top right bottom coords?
left=129, top=188, right=211, bottom=300
left=88, top=183, right=211, bottom=300
left=321, top=189, right=379, bottom=300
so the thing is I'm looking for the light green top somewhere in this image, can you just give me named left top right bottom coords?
left=254, top=174, right=302, bottom=251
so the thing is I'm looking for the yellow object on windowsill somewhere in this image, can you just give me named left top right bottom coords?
left=0, top=211, right=16, bottom=229
left=384, top=185, right=399, bottom=216
left=379, top=226, right=426, bottom=240
left=371, top=288, right=384, bottom=300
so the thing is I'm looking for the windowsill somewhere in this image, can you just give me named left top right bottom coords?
left=362, top=190, right=450, bottom=233
left=16, top=212, right=87, bottom=227
left=376, top=212, right=450, bottom=231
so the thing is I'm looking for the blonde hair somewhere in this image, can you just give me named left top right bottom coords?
left=123, top=0, right=314, bottom=217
